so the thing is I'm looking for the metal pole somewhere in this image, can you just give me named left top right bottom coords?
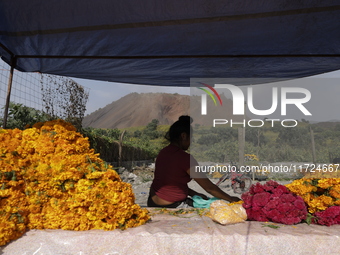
left=238, top=127, right=245, bottom=166
left=310, top=126, right=316, bottom=164
left=3, top=56, right=16, bottom=128
left=238, top=102, right=246, bottom=171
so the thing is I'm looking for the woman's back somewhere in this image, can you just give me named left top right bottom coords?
left=151, top=144, right=193, bottom=202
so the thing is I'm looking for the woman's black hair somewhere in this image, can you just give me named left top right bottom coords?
left=165, top=115, right=193, bottom=143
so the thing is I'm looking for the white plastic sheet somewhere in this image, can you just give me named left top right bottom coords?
left=1, top=208, right=340, bottom=255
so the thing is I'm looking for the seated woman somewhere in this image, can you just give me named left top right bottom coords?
left=147, top=115, right=240, bottom=208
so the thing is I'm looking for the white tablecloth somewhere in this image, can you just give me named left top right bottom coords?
left=1, top=208, right=340, bottom=255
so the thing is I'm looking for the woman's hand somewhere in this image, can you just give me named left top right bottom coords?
left=229, top=196, right=241, bottom=202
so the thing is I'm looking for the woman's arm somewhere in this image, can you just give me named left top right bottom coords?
left=193, top=177, right=241, bottom=202
left=188, top=168, right=240, bottom=202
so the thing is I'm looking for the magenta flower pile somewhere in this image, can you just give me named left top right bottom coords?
left=241, top=180, right=307, bottom=225
left=312, top=206, right=340, bottom=226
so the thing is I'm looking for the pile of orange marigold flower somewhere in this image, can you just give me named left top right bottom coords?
left=286, top=171, right=340, bottom=214
left=0, top=119, right=149, bottom=246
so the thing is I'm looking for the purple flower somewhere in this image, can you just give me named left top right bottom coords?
left=252, top=192, right=271, bottom=207
left=293, top=198, right=306, bottom=210
left=242, top=181, right=307, bottom=225
left=241, top=192, right=253, bottom=209
left=263, top=197, right=280, bottom=210
left=249, top=182, right=265, bottom=193
left=271, top=185, right=289, bottom=197
left=313, top=206, right=340, bottom=226
left=246, top=208, right=269, bottom=222
left=280, top=193, right=296, bottom=203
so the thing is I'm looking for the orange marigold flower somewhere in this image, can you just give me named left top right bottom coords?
left=1, top=120, right=150, bottom=246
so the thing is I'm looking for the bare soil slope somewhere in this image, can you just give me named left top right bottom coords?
left=83, top=92, right=242, bottom=129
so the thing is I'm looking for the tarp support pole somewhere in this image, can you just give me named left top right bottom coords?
left=3, top=56, right=16, bottom=129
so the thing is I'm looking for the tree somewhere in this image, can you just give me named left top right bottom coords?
left=41, top=75, right=89, bottom=130
left=246, top=127, right=267, bottom=147
left=1, top=102, right=49, bottom=129
left=143, top=119, right=159, bottom=139
left=134, top=130, right=142, bottom=138
left=210, top=126, right=238, bottom=142
left=276, top=126, right=310, bottom=148
left=146, top=119, right=159, bottom=131
left=197, top=134, right=221, bottom=146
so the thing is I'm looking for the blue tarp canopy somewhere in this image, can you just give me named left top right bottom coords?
left=1, top=0, right=340, bottom=86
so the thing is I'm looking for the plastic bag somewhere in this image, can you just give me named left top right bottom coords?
left=192, top=195, right=219, bottom=208
left=209, top=200, right=247, bottom=225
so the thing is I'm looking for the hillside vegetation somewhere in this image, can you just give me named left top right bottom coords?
left=191, top=121, right=340, bottom=163
left=84, top=119, right=340, bottom=164
left=5, top=101, right=340, bottom=165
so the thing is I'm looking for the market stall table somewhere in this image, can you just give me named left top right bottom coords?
left=1, top=208, right=339, bottom=255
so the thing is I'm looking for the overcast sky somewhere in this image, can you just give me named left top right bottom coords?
left=75, top=70, right=340, bottom=122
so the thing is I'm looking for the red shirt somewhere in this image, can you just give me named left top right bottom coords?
left=151, top=144, right=198, bottom=202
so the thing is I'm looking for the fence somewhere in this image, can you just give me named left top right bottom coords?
left=0, top=60, right=43, bottom=117
left=0, top=59, right=89, bottom=127
left=0, top=60, right=154, bottom=165
left=85, top=134, right=155, bottom=169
